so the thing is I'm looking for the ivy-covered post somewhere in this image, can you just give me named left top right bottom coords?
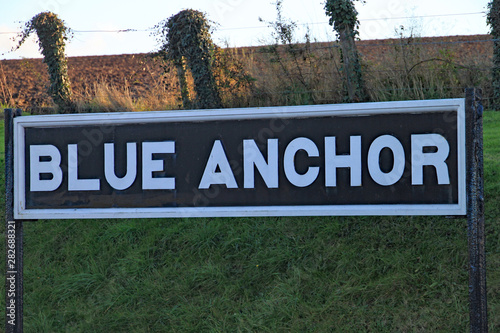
left=155, top=9, right=222, bottom=109
left=14, top=12, right=74, bottom=113
left=174, top=57, right=192, bottom=109
left=488, top=0, right=500, bottom=110
left=324, top=0, right=367, bottom=103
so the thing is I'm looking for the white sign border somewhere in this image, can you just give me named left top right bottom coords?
left=14, top=99, right=467, bottom=219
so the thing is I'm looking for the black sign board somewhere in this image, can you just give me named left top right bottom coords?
left=13, top=100, right=466, bottom=219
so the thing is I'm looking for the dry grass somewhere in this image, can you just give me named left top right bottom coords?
left=74, top=81, right=179, bottom=113
left=242, top=37, right=492, bottom=107
left=0, top=62, right=14, bottom=107
left=64, top=40, right=494, bottom=112
left=73, top=62, right=182, bottom=113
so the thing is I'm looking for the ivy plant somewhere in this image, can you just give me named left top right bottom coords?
left=15, top=11, right=74, bottom=112
left=154, top=9, right=222, bottom=109
left=324, top=0, right=367, bottom=102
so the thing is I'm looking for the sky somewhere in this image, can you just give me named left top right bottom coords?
left=0, top=0, right=491, bottom=60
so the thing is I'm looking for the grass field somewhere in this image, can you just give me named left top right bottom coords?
left=0, top=110, right=499, bottom=332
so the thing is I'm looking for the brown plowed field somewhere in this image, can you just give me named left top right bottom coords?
left=0, top=53, right=168, bottom=109
left=0, top=34, right=493, bottom=109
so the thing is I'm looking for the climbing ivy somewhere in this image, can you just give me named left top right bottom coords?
left=324, top=0, right=367, bottom=103
left=154, top=9, right=222, bottom=109
left=15, top=11, right=74, bottom=112
left=488, top=0, right=500, bottom=110
left=324, top=0, right=360, bottom=35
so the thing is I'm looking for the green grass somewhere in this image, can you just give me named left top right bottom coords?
left=1, top=111, right=499, bottom=332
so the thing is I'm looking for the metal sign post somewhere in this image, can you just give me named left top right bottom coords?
left=465, top=88, right=488, bottom=332
left=5, top=109, right=23, bottom=333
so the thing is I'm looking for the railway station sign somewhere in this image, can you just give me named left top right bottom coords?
left=13, top=99, right=466, bottom=219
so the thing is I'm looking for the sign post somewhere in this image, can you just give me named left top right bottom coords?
left=5, top=108, right=23, bottom=333
left=465, top=88, right=488, bottom=332
left=4, top=95, right=487, bottom=331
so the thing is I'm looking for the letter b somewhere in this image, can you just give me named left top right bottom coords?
left=30, top=145, right=63, bottom=192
